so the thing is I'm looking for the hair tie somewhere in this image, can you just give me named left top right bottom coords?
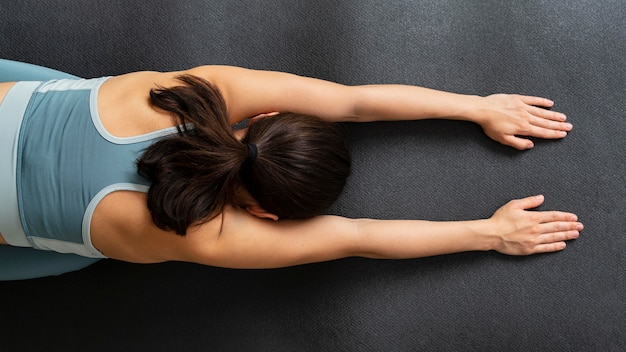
left=246, top=143, right=258, bottom=163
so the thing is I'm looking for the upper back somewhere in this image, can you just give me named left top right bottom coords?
left=89, top=190, right=224, bottom=263
left=96, top=71, right=183, bottom=137
left=17, top=78, right=171, bottom=257
left=6, top=69, right=242, bottom=260
left=87, top=70, right=232, bottom=261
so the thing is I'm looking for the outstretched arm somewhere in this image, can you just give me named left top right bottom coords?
left=349, top=88, right=571, bottom=150
left=188, top=65, right=572, bottom=150
left=193, top=195, right=582, bottom=269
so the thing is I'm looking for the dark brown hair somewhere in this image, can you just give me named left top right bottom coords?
left=137, top=75, right=350, bottom=235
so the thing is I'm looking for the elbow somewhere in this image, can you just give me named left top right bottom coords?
left=329, top=86, right=361, bottom=123
left=345, top=86, right=379, bottom=123
left=349, top=218, right=385, bottom=258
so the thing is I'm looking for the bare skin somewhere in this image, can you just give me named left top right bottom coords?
left=1, top=83, right=15, bottom=245
left=0, top=66, right=581, bottom=266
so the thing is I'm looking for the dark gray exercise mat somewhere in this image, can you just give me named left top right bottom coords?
left=0, top=1, right=624, bottom=351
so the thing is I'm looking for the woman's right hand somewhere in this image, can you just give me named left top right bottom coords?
left=488, top=195, right=583, bottom=255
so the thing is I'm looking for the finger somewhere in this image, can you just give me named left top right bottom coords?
left=526, top=125, right=569, bottom=139
left=532, top=241, right=567, bottom=253
left=534, top=210, right=580, bottom=223
left=510, top=195, right=545, bottom=210
left=516, top=95, right=555, bottom=108
left=528, top=114, right=572, bottom=131
left=502, top=135, right=534, bottom=150
left=532, top=228, right=581, bottom=253
left=535, top=221, right=583, bottom=235
left=527, top=105, right=568, bottom=122
left=538, top=229, right=581, bottom=244
left=249, top=116, right=261, bottom=125
left=249, top=111, right=280, bottom=124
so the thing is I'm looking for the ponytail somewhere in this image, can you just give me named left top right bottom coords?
left=138, top=75, right=246, bottom=235
left=138, top=75, right=351, bottom=236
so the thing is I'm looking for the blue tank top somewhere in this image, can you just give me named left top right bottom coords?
left=16, top=78, right=179, bottom=257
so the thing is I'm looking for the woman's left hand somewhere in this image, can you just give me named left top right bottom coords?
left=477, top=94, right=572, bottom=150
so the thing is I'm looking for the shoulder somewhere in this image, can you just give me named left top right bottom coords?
left=99, top=67, right=234, bottom=109
left=193, top=206, right=360, bottom=269
left=89, top=190, right=223, bottom=264
left=103, top=66, right=244, bottom=89
left=102, top=70, right=182, bottom=94
left=91, top=192, right=360, bottom=269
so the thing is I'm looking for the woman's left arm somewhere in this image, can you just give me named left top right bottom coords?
left=189, top=65, right=571, bottom=150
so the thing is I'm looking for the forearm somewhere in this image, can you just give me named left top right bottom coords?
left=348, top=84, right=571, bottom=150
left=352, top=218, right=498, bottom=259
left=350, top=85, right=485, bottom=123
left=351, top=195, right=582, bottom=259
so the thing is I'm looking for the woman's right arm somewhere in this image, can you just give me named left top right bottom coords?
left=185, top=65, right=571, bottom=150
left=191, top=195, right=582, bottom=269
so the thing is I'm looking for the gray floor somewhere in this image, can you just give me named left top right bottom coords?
left=1, top=1, right=624, bottom=351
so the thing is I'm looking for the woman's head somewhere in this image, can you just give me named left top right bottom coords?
left=138, top=75, right=350, bottom=235
left=240, top=113, right=350, bottom=220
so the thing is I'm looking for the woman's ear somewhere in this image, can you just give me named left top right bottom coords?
left=245, top=205, right=279, bottom=221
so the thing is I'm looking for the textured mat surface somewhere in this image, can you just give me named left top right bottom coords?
left=1, top=1, right=624, bottom=351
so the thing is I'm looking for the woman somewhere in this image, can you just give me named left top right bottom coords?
left=0, top=65, right=582, bottom=268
